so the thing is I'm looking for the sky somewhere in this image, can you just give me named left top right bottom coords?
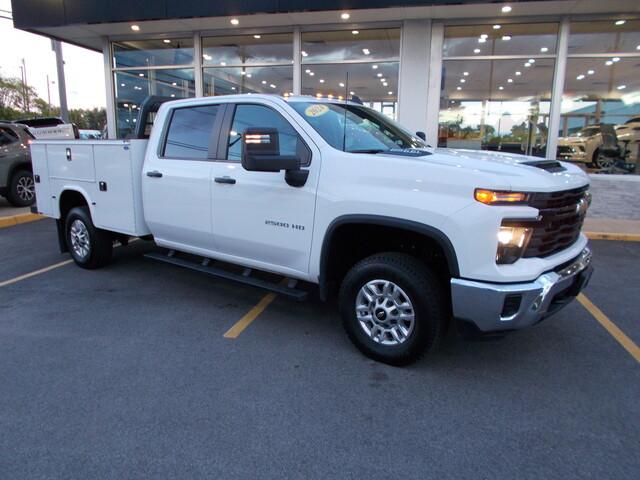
left=0, top=0, right=105, bottom=110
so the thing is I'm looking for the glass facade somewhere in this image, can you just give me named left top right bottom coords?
left=301, top=29, right=401, bottom=118
left=107, top=18, right=640, bottom=169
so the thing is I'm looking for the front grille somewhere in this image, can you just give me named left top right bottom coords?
left=522, top=186, right=589, bottom=258
left=556, top=146, right=574, bottom=155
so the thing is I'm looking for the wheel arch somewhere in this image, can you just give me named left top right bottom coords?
left=318, top=215, right=460, bottom=301
left=56, top=189, right=93, bottom=253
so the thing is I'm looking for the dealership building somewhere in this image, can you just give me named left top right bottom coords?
left=11, top=0, right=640, bottom=163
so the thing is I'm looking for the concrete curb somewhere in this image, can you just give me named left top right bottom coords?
left=585, top=232, right=640, bottom=242
left=0, top=213, right=44, bottom=229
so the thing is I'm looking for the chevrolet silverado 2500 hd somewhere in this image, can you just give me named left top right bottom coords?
left=30, top=95, right=593, bottom=365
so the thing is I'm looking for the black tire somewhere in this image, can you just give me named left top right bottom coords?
left=6, top=170, right=35, bottom=207
left=65, top=206, right=113, bottom=269
left=339, top=252, right=447, bottom=366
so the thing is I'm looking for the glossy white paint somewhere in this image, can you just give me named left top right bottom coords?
left=31, top=94, right=590, bottom=286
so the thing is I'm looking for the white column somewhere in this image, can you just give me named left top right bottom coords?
left=397, top=20, right=431, bottom=135
left=194, top=32, right=203, bottom=97
left=546, top=18, right=569, bottom=160
left=102, top=37, right=117, bottom=139
left=293, top=27, right=302, bottom=95
left=425, top=23, right=444, bottom=148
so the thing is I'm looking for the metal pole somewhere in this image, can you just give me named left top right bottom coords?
left=46, top=74, right=51, bottom=109
left=52, top=40, right=69, bottom=122
left=546, top=18, right=569, bottom=160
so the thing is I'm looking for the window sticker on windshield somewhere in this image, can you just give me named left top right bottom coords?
left=304, top=104, right=329, bottom=117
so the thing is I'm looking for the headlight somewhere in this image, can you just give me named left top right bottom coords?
left=475, top=189, right=529, bottom=205
left=496, top=225, right=532, bottom=264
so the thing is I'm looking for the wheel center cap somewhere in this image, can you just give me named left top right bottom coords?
left=375, top=308, right=387, bottom=321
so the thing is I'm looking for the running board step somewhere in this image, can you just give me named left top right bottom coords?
left=144, top=252, right=308, bottom=300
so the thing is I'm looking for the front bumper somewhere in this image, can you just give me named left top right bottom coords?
left=450, top=248, right=593, bottom=332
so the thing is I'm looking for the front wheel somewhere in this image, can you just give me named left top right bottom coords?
left=65, top=207, right=113, bottom=269
left=7, top=170, right=35, bottom=207
left=339, top=253, right=447, bottom=366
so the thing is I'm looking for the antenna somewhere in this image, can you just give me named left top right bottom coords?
left=342, top=72, right=349, bottom=152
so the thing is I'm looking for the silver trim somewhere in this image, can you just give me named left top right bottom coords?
left=451, top=247, right=592, bottom=332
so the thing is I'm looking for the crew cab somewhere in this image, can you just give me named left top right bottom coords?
left=30, top=94, right=593, bottom=365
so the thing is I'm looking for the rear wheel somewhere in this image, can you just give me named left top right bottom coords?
left=7, top=170, right=35, bottom=207
left=339, top=252, right=447, bottom=366
left=65, top=207, right=113, bottom=269
left=592, top=148, right=615, bottom=169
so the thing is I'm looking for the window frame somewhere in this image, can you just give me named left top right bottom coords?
left=218, top=102, right=312, bottom=167
left=0, top=127, right=19, bottom=146
left=158, top=103, right=226, bottom=161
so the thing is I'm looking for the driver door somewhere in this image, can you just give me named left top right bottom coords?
left=209, top=102, right=320, bottom=276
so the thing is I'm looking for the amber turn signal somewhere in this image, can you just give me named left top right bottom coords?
left=474, top=189, right=528, bottom=205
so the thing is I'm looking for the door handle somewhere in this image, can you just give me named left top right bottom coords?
left=146, top=170, right=163, bottom=178
left=214, top=176, right=236, bottom=185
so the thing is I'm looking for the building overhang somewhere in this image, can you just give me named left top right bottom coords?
left=11, top=0, right=640, bottom=51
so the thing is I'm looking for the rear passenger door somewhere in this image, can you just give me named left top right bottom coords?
left=142, top=103, right=224, bottom=252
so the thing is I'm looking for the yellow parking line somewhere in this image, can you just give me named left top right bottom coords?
left=577, top=293, right=640, bottom=363
left=0, top=213, right=43, bottom=229
left=0, top=259, right=73, bottom=288
left=584, top=232, right=640, bottom=242
left=224, top=292, right=278, bottom=339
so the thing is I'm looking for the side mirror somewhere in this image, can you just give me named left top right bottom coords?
left=241, top=127, right=300, bottom=172
left=416, top=131, right=426, bottom=141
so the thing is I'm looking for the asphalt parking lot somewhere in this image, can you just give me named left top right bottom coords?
left=1, top=219, right=639, bottom=479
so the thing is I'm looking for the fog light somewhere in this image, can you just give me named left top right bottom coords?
left=496, top=225, right=532, bottom=264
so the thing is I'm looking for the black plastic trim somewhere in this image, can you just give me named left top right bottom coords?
left=318, top=214, right=460, bottom=299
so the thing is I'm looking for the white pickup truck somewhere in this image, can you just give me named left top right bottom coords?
left=30, top=94, right=593, bottom=365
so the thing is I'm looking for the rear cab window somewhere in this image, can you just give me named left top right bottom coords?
left=162, top=104, right=221, bottom=159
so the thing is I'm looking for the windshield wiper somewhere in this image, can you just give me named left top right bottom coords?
left=347, top=148, right=389, bottom=154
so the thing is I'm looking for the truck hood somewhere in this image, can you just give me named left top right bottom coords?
left=423, top=148, right=590, bottom=192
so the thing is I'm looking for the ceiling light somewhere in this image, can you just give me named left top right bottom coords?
left=456, top=86, right=462, bottom=91
left=388, top=91, right=393, bottom=95
left=338, top=95, right=343, bottom=100
left=262, top=80, right=267, bottom=84
left=270, top=84, right=276, bottom=88
left=480, top=34, right=488, bottom=39
left=605, top=60, right=613, bottom=66
left=350, top=91, right=355, bottom=95
left=220, top=61, right=226, bottom=66
left=498, top=86, right=504, bottom=90
left=612, top=57, right=620, bottom=62
left=515, top=71, right=521, bottom=75
left=120, top=83, right=125, bottom=87
left=203, top=54, right=212, bottom=60
left=473, top=48, right=481, bottom=53
left=301, top=51, right=308, bottom=57
left=478, top=38, right=487, bottom=44
left=377, top=73, right=382, bottom=77
left=615, top=20, right=626, bottom=26
left=138, top=73, right=144, bottom=77
left=380, top=78, right=386, bottom=82
left=309, top=72, right=315, bottom=76
left=171, top=82, right=177, bottom=86
left=170, top=94, right=175, bottom=98
left=362, top=48, right=370, bottom=55
left=382, top=82, right=388, bottom=87
left=230, top=18, right=239, bottom=25
left=241, top=71, right=246, bottom=75
left=231, top=87, right=236, bottom=90
left=316, top=93, right=322, bottom=98
left=341, top=12, right=350, bottom=20
left=617, top=85, right=626, bottom=90
left=460, top=78, right=466, bottom=83
left=501, top=5, right=512, bottom=13
left=253, top=34, right=261, bottom=39
left=339, top=82, right=345, bottom=87
left=528, top=59, right=535, bottom=63
left=587, top=69, right=595, bottom=75
left=372, top=65, right=378, bottom=69
left=328, top=94, right=334, bottom=99
left=577, top=74, right=585, bottom=80
left=637, top=45, right=640, bottom=50
left=463, top=72, right=469, bottom=76
left=305, top=69, right=311, bottom=73
left=123, top=103, right=129, bottom=108
left=493, top=25, right=501, bottom=29
left=131, top=24, right=140, bottom=31
left=319, top=79, right=325, bottom=83
left=246, top=73, right=252, bottom=78
left=163, top=39, right=171, bottom=44
left=540, top=47, right=548, bottom=52
left=524, top=62, right=531, bottom=67
left=507, top=78, right=513, bottom=83
left=352, top=30, right=359, bottom=35
left=502, top=35, right=511, bottom=41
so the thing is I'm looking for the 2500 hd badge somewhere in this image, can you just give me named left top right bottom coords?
left=265, top=219, right=306, bottom=231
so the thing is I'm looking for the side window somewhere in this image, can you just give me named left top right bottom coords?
left=226, top=104, right=310, bottom=165
left=0, top=127, right=19, bottom=146
left=163, top=105, right=219, bottom=159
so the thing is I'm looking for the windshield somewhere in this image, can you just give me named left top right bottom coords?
left=290, top=102, right=426, bottom=153
left=570, top=127, right=600, bottom=138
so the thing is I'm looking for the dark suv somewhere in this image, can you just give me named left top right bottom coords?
left=0, top=123, right=35, bottom=207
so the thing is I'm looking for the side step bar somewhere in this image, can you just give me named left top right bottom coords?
left=144, top=251, right=308, bottom=300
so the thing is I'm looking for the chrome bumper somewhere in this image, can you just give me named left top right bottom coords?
left=450, top=248, right=593, bottom=332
